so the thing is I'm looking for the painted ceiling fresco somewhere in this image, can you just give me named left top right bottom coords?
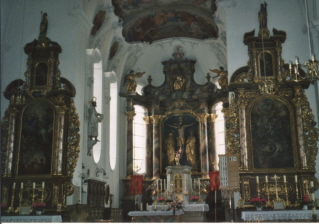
left=112, top=0, right=219, bottom=43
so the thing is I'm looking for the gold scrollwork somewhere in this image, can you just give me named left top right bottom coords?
left=125, top=111, right=136, bottom=121
left=226, top=95, right=241, bottom=155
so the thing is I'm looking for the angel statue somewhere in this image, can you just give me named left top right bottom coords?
left=123, top=70, right=146, bottom=93
left=209, top=66, right=228, bottom=89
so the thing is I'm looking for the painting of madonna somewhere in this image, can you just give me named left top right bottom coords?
left=18, top=101, right=54, bottom=175
left=251, top=98, right=294, bottom=169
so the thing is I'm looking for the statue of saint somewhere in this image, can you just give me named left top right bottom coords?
left=185, top=130, right=197, bottom=165
left=165, top=133, right=176, bottom=165
left=210, top=67, right=228, bottom=89
left=258, top=2, right=267, bottom=29
left=123, top=70, right=146, bottom=93
left=39, top=12, right=48, bottom=39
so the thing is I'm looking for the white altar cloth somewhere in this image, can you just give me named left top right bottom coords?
left=147, top=203, right=209, bottom=212
left=128, top=210, right=184, bottom=216
left=1, top=215, right=62, bottom=223
left=241, top=210, right=318, bottom=221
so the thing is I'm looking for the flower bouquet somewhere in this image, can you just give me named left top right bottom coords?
left=32, top=202, right=46, bottom=214
left=157, top=197, right=166, bottom=203
left=166, top=197, right=184, bottom=215
left=190, top=196, right=199, bottom=203
left=250, top=197, right=267, bottom=210
left=301, top=195, right=310, bottom=209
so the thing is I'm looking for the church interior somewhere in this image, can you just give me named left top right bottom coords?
left=1, top=0, right=319, bottom=222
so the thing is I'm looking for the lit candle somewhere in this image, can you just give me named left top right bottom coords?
left=283, top=175, right=286, bottom=182
left=13, top=182, right=16, bottom=189
left=265, top=176, right=268, bottom=182
left=33, top=182, right=35, bottom=189
left=42, top=182, right=45, bottom=188
left=295, top=175, right=298, bottom=182
left=21, top=182, right=23, bottom=189
left=256, top=176, right=259, bottom=183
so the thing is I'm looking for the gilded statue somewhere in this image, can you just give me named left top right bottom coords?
left=258, top=2, right=267, bottom=29
left=210, top=67, right=228, bottom=89
left=123, top=70, right=146, bottom=93
left=185, top=130, right=197, bottom=165
left=173, top=76, right=185, bottom=90
left=165, top=132, right=176, bottom=165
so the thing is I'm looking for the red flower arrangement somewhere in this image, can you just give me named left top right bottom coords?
left=190, top=196, right=199, bottom=202
left=250, top=197, right=267, bottom=207
left=302, top=195, right=310, bottom=202
left=157, top=197, right=166, bottom=203
left=166, top=197, right=184, bottom=215
left=32, top=202, right=46, bottom=211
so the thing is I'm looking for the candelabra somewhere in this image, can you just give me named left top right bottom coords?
left=286, top=55, right=319, bottom=83
left=284, top=180, right=291, bottom=208
left=265, top=182, right=272, bottom=208
left=15, top=189, right=23, bottom=213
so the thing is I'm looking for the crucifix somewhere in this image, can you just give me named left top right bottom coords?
left=271, top=174, right=280, bottom=200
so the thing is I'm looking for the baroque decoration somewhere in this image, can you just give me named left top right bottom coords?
left=1, top=13, right=80, bottom=213
left=228, top=2, right=318, bottom=209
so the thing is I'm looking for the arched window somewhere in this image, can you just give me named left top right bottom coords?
left=92, top=61, right=103, bottom=163
left=213, top=102, right=225, bottom=170
left=133, top=85, right=146, bottom=174
left=109, top=81, right=118, bottom=170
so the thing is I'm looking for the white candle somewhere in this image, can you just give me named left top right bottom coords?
left=256, top=176, right=259, bottom=183
left=42, top=182, right=45, bottom=188
left=289, top=61, right=292, bottom=69
left=283, top=175, right=286, bottom=182
left=312, top=53, right=315, bottom=61
left=21, top=182, right=23, bottom=189
left=140, top=203, right=143, bottom=211
left=146, top=203, right=148, bottom=211
left=13, top=182, right=16, bottom=189
left=164, top=179, right=166, bottom=191
left=295, top=175, right=298, bottom=182
left=265, top=176, right=268, bottom=182
left=295, top=56, right=299, bottom=64
left=198, top=178, right=200, bottom=188
left=310, top=181, right=314, bottom=188
left=33, top=182, right=35, bottom=189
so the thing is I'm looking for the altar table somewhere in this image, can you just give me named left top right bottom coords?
left=241, top=210, right=319, bottom=222
left=128, top=211, right=183, bottom=222
left=1, top=215, right=62, bottom=223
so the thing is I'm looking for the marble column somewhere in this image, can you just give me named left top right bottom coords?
left=238, top=101, right=248, bottom=170
left=151, top=115, right=162, bottom=178
left=198, top=113, right=209, bottom=178
left=125, top=98, right=135, bottom=177
left=143, top=116, right=152, bottom=179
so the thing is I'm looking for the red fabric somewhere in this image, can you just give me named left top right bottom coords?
left=209, top=171, right=220, bottom=191
left=130, top=175, right=143, bottom=195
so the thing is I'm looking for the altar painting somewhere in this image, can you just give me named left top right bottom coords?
left=251, top=98, right=294, bottom=169
left=162, top=114, right=199, bottom=169
left=18, top=101, right=54, bottom=175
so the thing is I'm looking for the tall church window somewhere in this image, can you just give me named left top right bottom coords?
left=213, top=102, right=225, bottom=170
left=133, top=85, right=146, bottom=174
left=109, top=81, right=118, bottom=170
left=92, top=62, right=103, bottom=163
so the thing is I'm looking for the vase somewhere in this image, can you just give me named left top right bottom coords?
left=302, top=204, right=308, bottom=210
left=36, top=210, right=42, bottom=215
left=256, top=206, right=262, bottom=211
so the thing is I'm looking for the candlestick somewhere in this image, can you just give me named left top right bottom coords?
left=256, top=176, right=259, bottom=183
left=42, top=182, right=45, bottom=188
left=265, top=175, right=268, bottom=182
left=295, top=175, right=298, bottom=183
left=140, top=203, right=143, bottom=211
left=283, top=175, right=286, bottom=182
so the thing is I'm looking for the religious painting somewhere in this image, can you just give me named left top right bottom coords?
left=91, top=10, right=106, bottom=36
left=162, top=114, right=199, bottom=169
left=259, top=51, right=273, bottom=77
left=35, top=62, right=48, bottom=86
left=251, top=98, right=294, bottom=169
left=125, top=10, right=218, bottom=43
left=18, top=101, right=54, bottom=175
